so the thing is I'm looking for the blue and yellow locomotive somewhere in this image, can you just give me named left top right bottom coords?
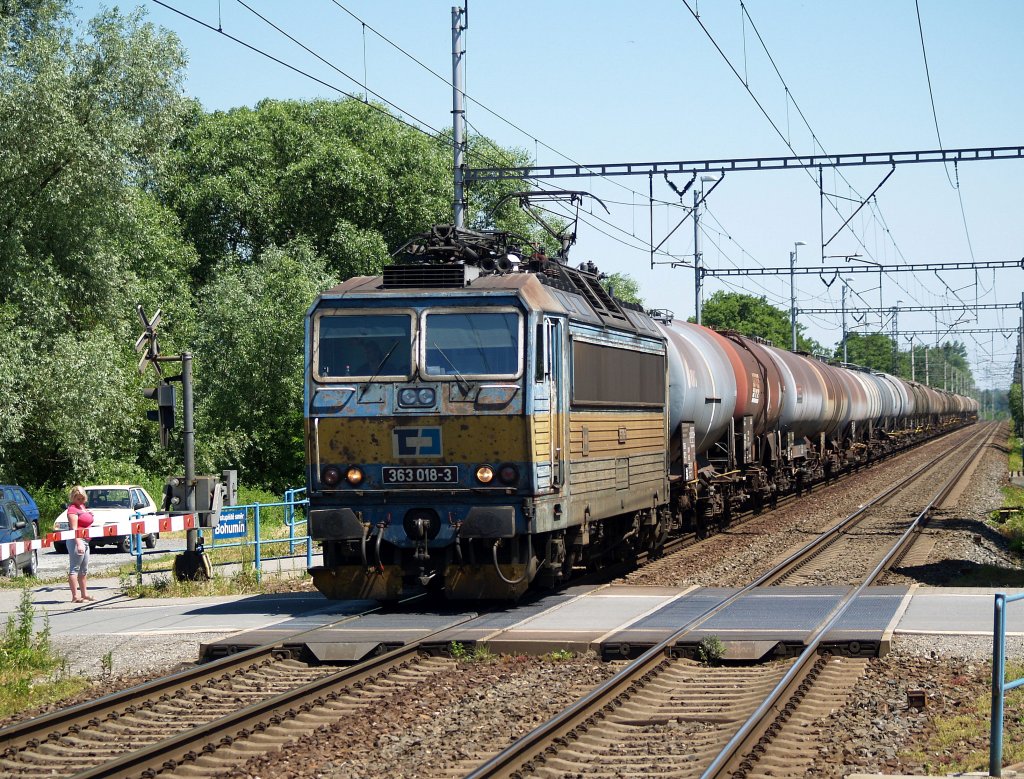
left=305, top=226, right=670, bottom=600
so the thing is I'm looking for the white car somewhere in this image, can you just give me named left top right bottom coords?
left=53, top=485, right=160, bottom=554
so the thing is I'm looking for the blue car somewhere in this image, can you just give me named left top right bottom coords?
left=0, top=485, right=39, bottom=533
left=0, top=499, right=39, bottom=577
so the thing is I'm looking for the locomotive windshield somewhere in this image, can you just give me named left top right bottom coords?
left=317, top=313, right=413, bottom=379
left=423, top=311, right=520, bottom=378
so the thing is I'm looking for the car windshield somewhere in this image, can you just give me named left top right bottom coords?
left=424, top=311, right=520, bottom=377
left=86, top=489, right=131, bottom=509
left=317, top=314, right=413, bottom=379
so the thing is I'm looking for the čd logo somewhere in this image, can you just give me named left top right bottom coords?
left=393, top=427, right=442, bottom=457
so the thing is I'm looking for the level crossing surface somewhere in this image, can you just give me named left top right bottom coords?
left=5, top=582, right=1020, bottom=666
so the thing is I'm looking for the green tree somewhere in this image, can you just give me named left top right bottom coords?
left=603, top=273, right=644, bottom=307
left=696, top=291, right=821, bottom=353
left=162, top=99, right=451, bottom=283
left=1010, top=384, right=1023, bottom=436
left=188, top=241, right=337, bottom=489
left=839, top=332, right=897, bottom=372
left=0, top=0, right=192, bottom=485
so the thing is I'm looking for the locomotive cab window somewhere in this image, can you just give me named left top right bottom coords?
left=315, top=312, right=413, bottom=381
left=422, top=310, right=521, bottom=379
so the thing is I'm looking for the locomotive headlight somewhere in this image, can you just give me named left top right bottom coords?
left=475, top=465, right=495, bottom=484
left=498, top=464, right=519, bottom=485
left=321, top=466, right=341, bottom=486
left=399, top=388, right=418, bottom=405
left=417, top=388, right=435, bottom=405
left=346, top=467, right=364, bottom=485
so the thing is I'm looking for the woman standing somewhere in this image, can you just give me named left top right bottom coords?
left=66, top=486, right=94, bottom=603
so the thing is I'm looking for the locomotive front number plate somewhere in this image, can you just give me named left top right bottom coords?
left=382, top=466, right=458, bottom=485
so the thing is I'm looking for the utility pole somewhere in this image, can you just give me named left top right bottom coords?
left=892, top=302, right=901, bottom=375
left=790, top=241, right=805, bottom=351
left=694, top=187, right=702, bottom=325
left=924, top=346, right=929, bottom=386
left=451, top=4, right=467, bottom=228
left=841, top=281, right=848, bottom=363
left=1020, top=292, right=1024, bottom=438
left=906, top=334, right=916, bottom=381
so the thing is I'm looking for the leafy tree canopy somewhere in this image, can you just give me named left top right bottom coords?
left=603, top=273, right=644, bottom=307
left=695, top=291, right=822, bottom=353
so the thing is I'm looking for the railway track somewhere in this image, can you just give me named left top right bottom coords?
left=632, top=420, right=974, bottom=576
left=0, top=592, right=457, bottom=779
left=0, top=424, right=993, bottom=778
left=461, top=421, right=998, bottom=779
left=759, top=421, right=997, bottom=586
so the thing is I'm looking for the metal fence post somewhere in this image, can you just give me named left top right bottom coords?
left=992, top=593, right=1007, bottom=777
left=285, top=488, right=296, bottom=554
left=254, top=503, right=262, bottom=581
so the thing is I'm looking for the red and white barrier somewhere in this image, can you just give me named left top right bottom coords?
left=1, top=514, right=196, bottom=563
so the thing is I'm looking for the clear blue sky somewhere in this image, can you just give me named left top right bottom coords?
left=77, top=1, right=1024, bottom=390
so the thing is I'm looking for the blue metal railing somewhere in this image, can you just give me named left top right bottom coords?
left=283, top=487, right=308, bottom=554
left=990, top=592, right=1024, bottom=777
left=127, top=491, right=312, bottom=581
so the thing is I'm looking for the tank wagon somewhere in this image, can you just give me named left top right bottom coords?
left=304, top=225, right=977, bottom=601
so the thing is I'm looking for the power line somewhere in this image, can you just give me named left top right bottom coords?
left=325, top=0, right=687, bottom=209
left=151, top=0, right=450, bottom=143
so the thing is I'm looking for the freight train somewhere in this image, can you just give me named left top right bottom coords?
left=304, top=225, right=977, bottom=601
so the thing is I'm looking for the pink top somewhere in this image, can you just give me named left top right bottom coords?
left=68, top=504, right=94, bottom=529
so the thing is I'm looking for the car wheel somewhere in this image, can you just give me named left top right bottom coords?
left=54, top=541, right=68, bottom=554
left=144, top=534, right=157, bottom=549
left=88, top=540, right=97, bottom=553
left=116, top=536, right=132, bottom=555
left=23, top=550, right=38, bottom=578
left=1, top=558, right=17, bottom=578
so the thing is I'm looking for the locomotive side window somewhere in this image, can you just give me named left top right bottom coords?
left=316, top=313, right=413, bottom=380
left=571, top=340, right=664, bottom=406
left=423, top=311, right=521, bottom=378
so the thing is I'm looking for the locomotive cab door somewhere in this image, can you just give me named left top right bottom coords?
left=536, top=316, right=565, bottom=490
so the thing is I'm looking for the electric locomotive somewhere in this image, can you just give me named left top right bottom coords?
left=305, top=226, right=670, bottom=600
left=304, top=224, right=978, bottom=602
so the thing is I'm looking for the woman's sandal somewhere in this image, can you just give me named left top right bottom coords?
left=82, top=596, right=95, bottom=602
left=72, top=598, right=85, bottom=604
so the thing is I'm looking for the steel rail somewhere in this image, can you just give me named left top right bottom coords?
left=70, top=643, right=432, bottom=779
left=755, top=422, right=993, bottom=586
left=462, top=422, right=991, bottom=778
left=703, top=421, right=999, bottom=778
left=0, top=593, right=426, bottom=753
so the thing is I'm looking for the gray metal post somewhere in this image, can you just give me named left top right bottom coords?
left=790, top=249, right=797, bottom=351
left=841, top=282, right=848, bottom=363
left=924, top=346, right=929, bottom=386
left=693, top=187, right=702, bottom=325
left=1020, top=293, right=1024, bottom=438
left=451, top=5, right=467, bottom=228
left=991, top=593, right=1006, bottom=777
left=910, top=336, right=916, bottom=381
left=183, top=352, right=197, bottom=553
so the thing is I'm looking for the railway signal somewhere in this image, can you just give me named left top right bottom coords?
left=142, top=383, right=175, bottom=447
left=134, top=303, right=208, bottom=581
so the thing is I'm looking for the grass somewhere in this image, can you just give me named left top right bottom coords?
left=0, top=589, right=89, bottom=716
left=901, top=661, right=1024, bottom=773
left=448, top=641, right=496, bottom=663
left=118, top=568, right=312, bottom=598
left=1010, top=435, right=1023, bottom=473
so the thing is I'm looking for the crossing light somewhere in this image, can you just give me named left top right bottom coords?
left=142, top=383, right=175, bottom=447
